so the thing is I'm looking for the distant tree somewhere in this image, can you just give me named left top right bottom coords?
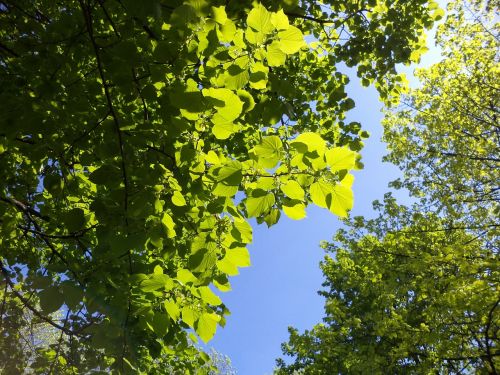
left=0, top=0, right=438, bottom=372
left=277, top=0, right=499, bottom=373
left=277, top=197, right=499, bottom=374
left=383, top=0, right=499, bottom=234
left=0, top=281, right=30, bottom=373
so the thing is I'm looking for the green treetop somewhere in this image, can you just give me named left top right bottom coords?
left=383, top=0, right=499, bottom=233
left=277, top=197, right=499, bottom=374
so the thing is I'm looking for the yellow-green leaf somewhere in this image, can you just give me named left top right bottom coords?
left=217, top=247, right=251, bottom=276
left=249, top=62, right=269, bottom=90
left=181, top=306, right=199, bottom=329
left=203, top=87, right=243, bottom=123
left=253, top=136, right=283, bottom=168
left=140, top=274, right=173, bottom=292
left=212, top=121, right=238, bottom=140
left=278, top=26, right=306, bottom=54
left=246, top=190, right=275, bottom=217
left=218, top=19, right=237, bottom=43
left=198, top=286, right=222, bottom=306
left=329, top=183, right=354, bottom=217
left=211, top=6, right=227, bottom=25
left=326, top=147, right=357, bottom=171
left=232, top=217, right=253, bottom=244
left=237, top=89, right=255, bottom=112
left=164, top=300, right=180, bottom=321
left=309, top=180, right=333, bottom=209
left=267, top=41, right=287, bottom=67
left=283, top=200, right=306, bottom=220
left=280, top=180, right=305, bottom=200
left=291, top=132, right=326, bottom=154
left=177, top=269, right=197, bottom=284
left=271, top=9, right=289, bottom=30
left=196, top=312, right=220, bottom=343
left=247, top=4, right=274, bottom=33
left=171, top=190, right=186, bottom=206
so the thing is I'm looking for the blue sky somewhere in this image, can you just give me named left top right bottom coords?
left=207, top=77, right=395, bottom=375
left=206, top=14, right=445, bottom=375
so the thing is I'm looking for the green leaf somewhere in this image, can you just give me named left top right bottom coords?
left=171, top=190, right=187, bottom=206
left=211, top=6, right=227, bottom=25
left=225, top=247, right=250, bottom=267
left=151, top=312, right=169, bottom=337
left=271, top=9, right=290, bottom=30
left=212, top=121, right=238, bottom=140
left=161, top=212, right=176, bottom=238
left=224, top=56, right=250, bottom=90
left=196, top=312, right=220, bottom=343
left=253, top=136, right=283, bottom=168
left=203, top=87, right=243, bottom=123
left=329, top=183, right=354, bottom=217
left=264, top=208, right=281, bottom=227
left=278, top=26, right=306, bottom=54
left=247, top=4, right=274, bottom=34
left=89, top=164, right=121, bottom=185
left=232, top=217, right=253, bottom=244
left=211, top=161, right=243, bottom=185
left=61, top=281, right=83, bottom=310
left=63, top=208, right=86, bottom=233
left=177, top=269, right=197, bottom=284
left=237, top=89, right=255, bottom=112
left=164, top=300, right=180, bottom=321
left=433, top=8, right=445, bottom=20
left=181, top=306, right=199, bottom=329
left=153, top=264, right=163, bottom=274
left=214, top=279, right=232, bottom=292
left=198, top=286, right=222, bottom=306
left=283, top=200, right=306, bottom=220
left=122, top=358, right=138, bottom=372
left=246, top=189, right=275, bottom=217
left=170, top=82, right=205, bottom=118
left=326, top=147, right=357, bottom=171
left=249, top=62, right=269, bottom=90
left=212, top=182, right=239, bottom=197
left=309, top=180, right=333, bottom=209
left=267, top=41, right=287, bottom=67
left=39, top=286, right=64, bottom=314
left=43, top=174, right=64, bottom=195
left=140, top=274, right=173, bottom=292
left=280, top=180, right=305, bottom=200
left=189, top=247, right=217, bottom=272
left=341, top=173, right=355, bottom=188
left=217, top=247, right=251, bottom=275
left=218, top=19, right=237, bottom=43
left=211, top=161, right=243, bottom=197
left=291, top=132, right=326, bottom=154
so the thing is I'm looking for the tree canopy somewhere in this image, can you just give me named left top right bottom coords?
left=278, top=197, right=499, bottom=373
left=277, top=0, right=499, bottom=373
left=0, top=0, right=440, bottom=372
left=383, top=0, right=499, bottom=232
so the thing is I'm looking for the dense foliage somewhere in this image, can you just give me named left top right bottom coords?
left=277, top=0, right=499, bottom=373
left=278, top=197, right=499, bottom=373
left=383, top=0, right=499, bottom=232
left=0, top=0, right=439, bottom=372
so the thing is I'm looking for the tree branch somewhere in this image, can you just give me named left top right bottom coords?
left=0, top=196, right=50, bottom=222
left=79, top=0, right=129, bottom=219
left=0, top=263, right=75, bottom=336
